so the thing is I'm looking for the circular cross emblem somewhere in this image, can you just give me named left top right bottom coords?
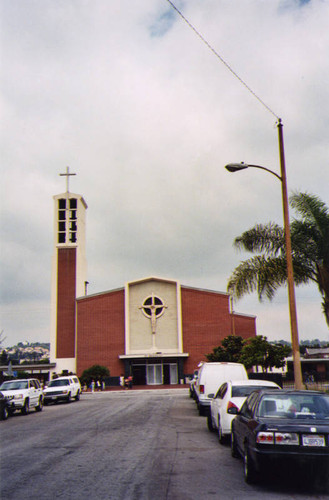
left=141, top=295, right=165, bottom=319
left=140, top=294, right=167, bottom=334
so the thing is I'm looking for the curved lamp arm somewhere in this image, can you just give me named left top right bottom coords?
left=225, top=162, right=282, bottom=182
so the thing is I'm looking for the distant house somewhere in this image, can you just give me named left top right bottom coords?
left=287, top=347, right=329, bottom=381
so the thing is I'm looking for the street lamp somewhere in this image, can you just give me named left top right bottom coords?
left=225, top=119, right=303, bottom=390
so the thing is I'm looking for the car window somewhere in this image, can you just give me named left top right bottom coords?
left=215, top=384, right=224, bottom=399
left=239, top=400, right=252, bottom=418
left=258, top=393, right=329, bottom=419
left=216, top=383, right=227, bottom=399
left=0, top=381, right=28, bottom=390
left=48, top=379, right=70, bottom=387
left=221, top=384, right=228, bottom=399
left=232, top=385, right=279, bottom=397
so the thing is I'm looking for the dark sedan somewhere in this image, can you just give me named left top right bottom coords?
left=231, top=389, right=329, bottom=485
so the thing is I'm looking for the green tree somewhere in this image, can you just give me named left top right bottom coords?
left=0, top=349, right=9, bottom=365
left=206, top=335, right=245, bottom=362
left=239, top=336, right=291, bottom=372
left=80, top=364, right=110, bottom=386
left=227, top=192, right=329, bottom=326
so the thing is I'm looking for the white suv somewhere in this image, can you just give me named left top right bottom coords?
left=44, top=376, right=81, bottom=404
left=0, top=378, right=44, bottom=415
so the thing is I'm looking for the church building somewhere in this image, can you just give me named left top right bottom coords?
left=50, top=171, right=257, bottom=385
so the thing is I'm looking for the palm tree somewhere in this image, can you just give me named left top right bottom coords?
left=227, top=192, right=329, bottom=326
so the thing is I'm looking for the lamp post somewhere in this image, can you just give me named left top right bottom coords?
left=225, top=119, right=303, bottom=390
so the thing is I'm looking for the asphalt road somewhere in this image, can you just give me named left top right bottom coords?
left=0, top=389, right=328, bottom=500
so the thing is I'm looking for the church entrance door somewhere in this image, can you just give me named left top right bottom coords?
left=147, top=364, right=162, bottom=385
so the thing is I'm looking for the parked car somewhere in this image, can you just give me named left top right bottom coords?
left=208, top=379, right=281, bottom=442
left=0, top=391, right=11, bottom=420
left=43, top=376, right=81, bottom=404
left=194, top=362, right=248, bottom=416
left=231, top=389, right=329, bottom=484
left=0, top=379, right=44, bottom=415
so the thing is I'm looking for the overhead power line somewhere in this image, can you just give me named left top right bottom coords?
left=166, top=0, right=280, bottom=121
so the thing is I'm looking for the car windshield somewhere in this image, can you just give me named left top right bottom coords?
left=0, top=381, right=28, bottom=390
left=232, top=386, right=279, bottom=397
left=258, top=393, right=329, bottom=419
left=48, top=379, right=70, bottom=387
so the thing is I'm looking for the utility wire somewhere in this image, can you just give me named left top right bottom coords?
left=166, top=0, right=280, bottom=121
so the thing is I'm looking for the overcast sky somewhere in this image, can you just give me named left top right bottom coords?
left=1, top=0, right=328, bottom=348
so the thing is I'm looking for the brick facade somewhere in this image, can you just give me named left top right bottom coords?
left=181, top=287, right=255, bottom=374
left=77, top=289, right=125, bottom=376
left=75, top=284, right=256, bottom=380
left=56, top=247, right=76, bottom=358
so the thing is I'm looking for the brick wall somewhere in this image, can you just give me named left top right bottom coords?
left=76, top=289, right=125, bottom=376
left=56, top=248, right=76, bottom=358
left=181, top=287, right=256, bottom=374
left=75, top=285, right=256, bottom=379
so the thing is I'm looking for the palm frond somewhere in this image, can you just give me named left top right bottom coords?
left=234, top=223, right=285, bottom=256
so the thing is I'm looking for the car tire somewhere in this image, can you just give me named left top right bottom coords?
left=231, top=432, right=239, bottom=458
left=218, top=423, right=227, bottom=445
left=66, top=393, right=72, bottom=403
left=1, top=406, right=9, bottom=420
left=207, top=414, right=214, bottom=432
left=21, top=399, right=29, bottom=415
left=35, top=397, right=43, bottom=412
left=75, top=391, right=80, bottom=401
left=198, top=404, right=205, bottom=416
left=244, top=445, right=257, bottom=484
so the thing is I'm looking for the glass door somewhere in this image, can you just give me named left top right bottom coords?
left=147, top=364, right=163, bottom=385
left=170, top=364, right=178, bottom=384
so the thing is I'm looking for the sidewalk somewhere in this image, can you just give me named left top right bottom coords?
left=83, top=384, right=189, bottom=393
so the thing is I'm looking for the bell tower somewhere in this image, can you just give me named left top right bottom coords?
left=50, top=167, right=87, bottom=374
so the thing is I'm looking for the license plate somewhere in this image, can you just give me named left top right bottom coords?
left=302, top=435, right=325, bottom=447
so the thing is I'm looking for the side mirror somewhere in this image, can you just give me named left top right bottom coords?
left=207, top=393, right=215, bottom=399
left=227, top=407, right=238, bottom=415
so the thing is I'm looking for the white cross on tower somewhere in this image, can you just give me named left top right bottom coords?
left=59, top=166, right=76, bottom=193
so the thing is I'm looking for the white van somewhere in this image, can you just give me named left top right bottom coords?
left=194, top=362, right=248, bottom=415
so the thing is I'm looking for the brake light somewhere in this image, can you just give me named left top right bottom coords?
left=256, top=432, right=274, bottom=444
left=200, top=385, right=204, bottom=394
left=275, top=433, right=299, bottom=445
left=256, top=432, right=299, bottom=445
left=227, top=401, right=239, bottom=412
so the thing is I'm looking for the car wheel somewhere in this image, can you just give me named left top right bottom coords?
left=231, top=432, right=239, bottom=458
left=207, top=414, right=214, bottom=432
left=218, top=423, right=227, bottom=445
left=35, top=397, right=43, bottom=412
left=66, top=393, right=72, bottom=403
left=198, top=404, right=205, bottom=416
left=1, top=406, right=9, bottom=420
left=21, top=399, right=29, bottom=415
left=244, top=445, right=257, bottom=484
left=75, top=391, right=80, bottom=401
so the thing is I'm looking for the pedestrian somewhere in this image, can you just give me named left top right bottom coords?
left=119, top=374, right=125, bottom=389
left=127, top=375, right=133, bottom=389
left=91, top=380, right=95, bottom=393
